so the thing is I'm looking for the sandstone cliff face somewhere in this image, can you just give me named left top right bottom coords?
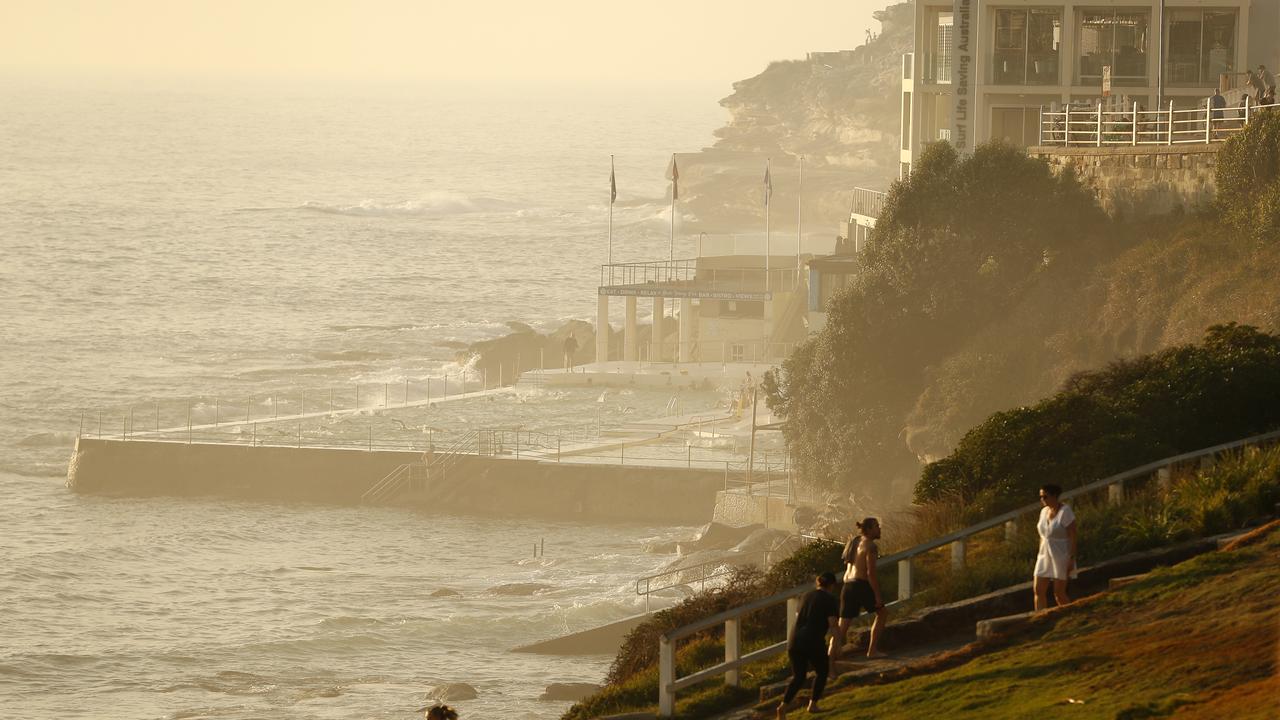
left=681, top=2, right=913, bottom=234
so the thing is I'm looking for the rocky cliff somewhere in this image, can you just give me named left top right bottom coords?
left=680, top=2, right=913, bottom=235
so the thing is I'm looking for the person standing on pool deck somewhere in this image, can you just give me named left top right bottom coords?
left=1034, top=483, right=1078, bottom=611
left=832, top=517, right=888, bottom=661
left=777, top=572, right=839, bottom=719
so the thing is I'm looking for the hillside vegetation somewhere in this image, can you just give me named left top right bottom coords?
left=810, top=522, right=1280, bottom=720
left=767, top=114, right=1280, bottom=506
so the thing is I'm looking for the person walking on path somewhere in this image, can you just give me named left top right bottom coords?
left=562, top=333, right=579, bottom=372
left=831, top=517, right=889, bottom=661
left=1245, top=70, right=1267, bottom=102
left=777, top=572, right=840, bottom=719
left=1211, top=89, right=1227, bottom=137
left=1033, top=484, right=1078, bottom=611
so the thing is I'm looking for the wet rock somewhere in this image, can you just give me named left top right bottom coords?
left=539, top=682, right=602, bottom=702
left=642, top=540, right=679, bottom=554
left=430, top=588, right=461, bottom=597
left=729, top=527, right=792, bottom=555
left=428, top=683, right=478, bottom=701
left=677, top=522, right=763, bottom=554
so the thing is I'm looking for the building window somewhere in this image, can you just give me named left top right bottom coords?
left=1078, top=10, right=1151, bottom=87
left=993, top=8, right=1062, bottom=85
left=1167, top=10, right=1237, bottom=86
left=925, top=8, right=954, bottom=84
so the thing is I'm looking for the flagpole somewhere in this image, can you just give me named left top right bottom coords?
left=669, top=155, right=676, bottom=263
left=608, top=155, right=614, bottom=265
left=765, top=158, right=771, bottom=292
left=796, top=155, right=803, bottom=273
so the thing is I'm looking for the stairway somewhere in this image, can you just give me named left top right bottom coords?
left=360, top=430, right=479, bottom=504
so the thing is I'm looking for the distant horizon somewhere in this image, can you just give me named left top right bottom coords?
left=1, top=0, right=889, bottom=95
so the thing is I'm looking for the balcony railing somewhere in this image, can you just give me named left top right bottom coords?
left=851, top=187, right=888, bottom=221
left=1038, top=97, right=1279, bottom=147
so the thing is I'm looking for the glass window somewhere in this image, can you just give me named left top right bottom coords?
left=925, top=8, right=954, bottom=84
left=994, top=8, right=1062, bottom=85
left=1078, top=11, right=1150, bottom=87
left=1167, top=9, right=1237, bottom=86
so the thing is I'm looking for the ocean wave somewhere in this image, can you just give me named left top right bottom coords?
left=16, top=431, right=78, bottom=447
left=290, top=193, right=514, bottom=218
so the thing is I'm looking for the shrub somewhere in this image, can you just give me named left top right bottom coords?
left=1216, top=109, right=1280, bottom=244
left=918, top=324, right=1280, bottom=516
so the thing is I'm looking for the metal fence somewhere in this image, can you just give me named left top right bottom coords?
left=652, top=428, right=1280, bottom=715
left=851, top=187, right=888, bottom=220
left=1039, top=97, right=1280, bottom=147
left=600, top=259, right=805, bottom=296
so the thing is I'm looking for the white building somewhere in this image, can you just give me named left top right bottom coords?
left=900, top=0, right=1280, bottom=173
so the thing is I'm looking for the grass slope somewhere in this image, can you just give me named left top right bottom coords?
left=809, top=524, right=1280, bottom=720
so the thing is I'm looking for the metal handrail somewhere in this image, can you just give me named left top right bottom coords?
left=635, top=550, right=774, bottom=604
left=652, top=427, right=1280, bottom=715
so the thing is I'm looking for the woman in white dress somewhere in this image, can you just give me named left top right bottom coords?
left=1033, top=483, right=1077, bottom=611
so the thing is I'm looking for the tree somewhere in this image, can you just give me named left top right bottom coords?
left=1216, top=111, right=1280, bottom=244
left=765, top=141, right=1107, bottom=498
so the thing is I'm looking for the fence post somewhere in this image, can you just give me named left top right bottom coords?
left=1168, top=100, right=1175, bottom=145
left=1132, top=101, right=1139, bottom=146
left=184, top=405, right=189, bottom=443
left=79, top=411, right=84, bottom=439
left=724, top=618, right=741, bottom=686
left=786, top=595, right=800, bottom=641
left=1200, top=454, right=1216, bottom=471
left=951, top=538, right=966, bottom=571
left=252, top=422, right=257, bottom=447
left=368, top=426, right=372, bottom=452
left=1157, top=466, right=1172, bottom=494
left=1108, top=481, right=1125, bottom=505
left=99, top=410, right=103, bottom=439
left=1064, top=104, right=1071, bottom=145
left=1245, top=95, right=1251, bottom=125
left=1038, top=105, right=1044, bottom=146
left=1096, top=102, right=1103, bottom=147
left=1206, top=98, right=1213, bottom=143
left=1004, top=518, right=1019, bottom=543
left=658, top=637, right=675, bottom=717
left=297, top=423, right=301, bottom=448
left=898, top=558, right=914, bottom=600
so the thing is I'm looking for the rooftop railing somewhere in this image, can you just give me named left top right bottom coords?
left=1038, top=97, right=1280, bottom=147
left=851, top=187, right=888, bottom=220
left=652, top=427, right=1280, bottom=715
left=599, top=259, right=805, bottom=296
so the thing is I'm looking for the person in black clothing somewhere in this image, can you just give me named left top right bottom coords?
left=777, top=572, right=840, bottom=719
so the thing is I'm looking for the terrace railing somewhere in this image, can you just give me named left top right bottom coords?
left=653, top=428, right=1280, bottom=715
left=851, top=187, right=888, bottom=221
left=1038, top=97, right=1280, bottom=147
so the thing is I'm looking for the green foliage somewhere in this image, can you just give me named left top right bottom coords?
left=918, top=323, right=1280, bottom=516
left=1216, top=110, right=1280, bottom=244
left=766, top=141, right=1108, bottom=496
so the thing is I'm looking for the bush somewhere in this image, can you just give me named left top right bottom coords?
left=1216, top=110, right=1280, bottom=244
left=917, top=324, right=1280, bottom=516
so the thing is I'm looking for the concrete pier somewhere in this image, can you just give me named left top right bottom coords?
left=67, top=437, right=726, bottom=523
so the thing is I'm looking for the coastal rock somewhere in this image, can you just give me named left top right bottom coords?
left=486, top=582, right=553, bottom=596
left=677, top=522, right=763, bottom=555
left=538, top=682, right=602, bottom=702
left=642, top=540, right=679, bottom=554
left=427, top=683, right=478, bottom=701
left=430, top=588, right=461, bottom=597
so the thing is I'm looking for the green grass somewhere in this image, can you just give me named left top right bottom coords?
left=810, top=524, right=1280, bottom=720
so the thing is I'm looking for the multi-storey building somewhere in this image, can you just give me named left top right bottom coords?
left=900, top=0, right=1280, bottom=174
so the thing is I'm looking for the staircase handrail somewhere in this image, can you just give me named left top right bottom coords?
left=651, top=427, right=1280, bottom=715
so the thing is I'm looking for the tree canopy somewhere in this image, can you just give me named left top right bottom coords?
left=763, top=141, right=1108, bottom=498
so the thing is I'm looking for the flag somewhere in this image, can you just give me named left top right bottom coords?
left=763, top=162, right=772, bottom=206
left=670, top=155, right=679, bottom=201
left=610, top=159, right=617, bottom=204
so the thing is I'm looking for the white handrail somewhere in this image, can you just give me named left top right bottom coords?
left=1039, top=98, right=1278, bottom=147
left=653, top=427, right=1280, bottom=715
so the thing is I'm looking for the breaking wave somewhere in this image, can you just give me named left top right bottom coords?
left=291, top=193, right=515, bottom=217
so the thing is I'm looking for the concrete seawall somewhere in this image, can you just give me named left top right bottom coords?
left=67, top=438, right=725, bottom=523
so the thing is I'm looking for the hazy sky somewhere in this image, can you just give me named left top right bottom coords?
left=2, top=0, right=889, bottom=91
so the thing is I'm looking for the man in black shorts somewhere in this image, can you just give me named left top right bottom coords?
left=833, top=517, right=889, bottom=660
left=777, top=572, right=839, bottom=719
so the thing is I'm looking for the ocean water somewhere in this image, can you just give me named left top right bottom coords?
left=0, top=76, right=727, bottom=719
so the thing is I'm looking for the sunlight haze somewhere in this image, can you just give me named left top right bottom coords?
left=2, top=0, right=887, bottom=91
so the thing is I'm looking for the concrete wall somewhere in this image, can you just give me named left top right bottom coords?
left=1029, top=144, right=1223, bottom=218
left=67, top=438, right=725, bottom=524
left=711, top=490, right=800, bottom=532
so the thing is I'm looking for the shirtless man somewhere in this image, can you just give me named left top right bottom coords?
left=831, top=517, right=888, bottom=660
